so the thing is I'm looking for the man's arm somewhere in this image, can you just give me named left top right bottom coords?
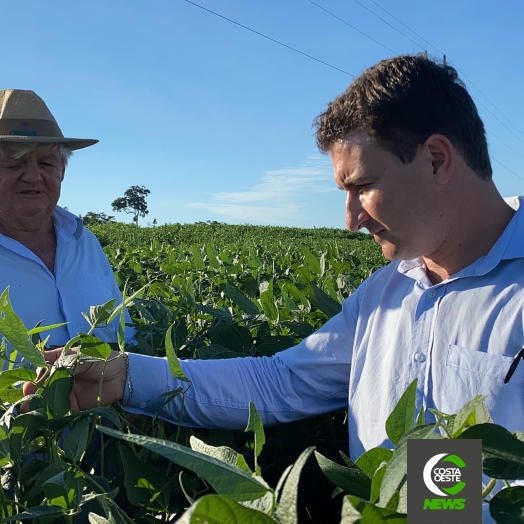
left=24, top=292, right=358, bottom=426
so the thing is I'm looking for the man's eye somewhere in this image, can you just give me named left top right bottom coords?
left=5, top=164, right=22, bottom=170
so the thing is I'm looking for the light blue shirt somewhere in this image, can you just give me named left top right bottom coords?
left=125, top=197, right=524, bottom=463
left=0, top=206, right=134, bottom=367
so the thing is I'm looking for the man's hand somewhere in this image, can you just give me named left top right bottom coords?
left=22, top=349, right=128, bottom=412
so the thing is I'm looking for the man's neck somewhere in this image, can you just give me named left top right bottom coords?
left=423, top=191, right=516, bottom=285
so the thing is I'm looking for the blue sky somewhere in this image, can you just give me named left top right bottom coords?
left=3, top=0, right=524, bottom=228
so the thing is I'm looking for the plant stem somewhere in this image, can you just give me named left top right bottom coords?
left=482, top=478, right=498, bottom=500
left=0, top=479, right=10, bottom=519
left=97, top=360, right=109, bottom=407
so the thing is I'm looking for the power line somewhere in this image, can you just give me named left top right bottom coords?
left=471, top=94, right=524, bottom=147
left=183, top=0, right=355, bottom=77
left=357, top=0, right=524, bottom=140
left=306, top=0, right=397, bottom=55
left=309, top=0, right=524, bottom=184
left=448, top=63, right=524, bottom=141
left=352, top=0, right=424, bottom=50
left=367, top=0, right=444, bottom=55
left=491, top=156, right=524, bottom=185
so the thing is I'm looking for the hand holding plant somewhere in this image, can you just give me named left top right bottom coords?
left=21, top=347, right=127, bottom=412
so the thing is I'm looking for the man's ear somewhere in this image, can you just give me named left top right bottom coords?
left=424, top=134, right=454, bottom=184
left=60, top=165, right=66, bottom=182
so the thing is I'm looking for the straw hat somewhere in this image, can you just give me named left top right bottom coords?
left=0, top=89, right=98, bottom=150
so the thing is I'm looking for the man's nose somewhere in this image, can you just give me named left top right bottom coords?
left=345, top=191, right=369, bottom=231
left=20, top=161, right=43, bottom=182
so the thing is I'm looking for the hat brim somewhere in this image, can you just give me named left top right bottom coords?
left=0, top=135, right=98, bottom=151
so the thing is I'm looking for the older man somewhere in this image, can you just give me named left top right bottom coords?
left=0, top=89, right=134, bottom=367
left=31, top=55, right=524, bottom=455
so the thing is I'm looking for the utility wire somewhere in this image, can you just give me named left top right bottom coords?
left=488, top=130, right=524, bottom=165
left=451, top=64, right=524, bottom=141
left=367, top=0, right=444, bottom=55
left=491, top=156, right=524, bottom=184
left=352, top=0, right=424, bottom=50
left=184, top=0, right=524, bottom=184
left=357, top=0, right=524, bottom=140
left=309, top=0, right=524, bottom=182
left=306, top=0, right=397, bottom=55
left=471, top=95, right=524, bottom=146
left=183, top=0, right=355, bottom=77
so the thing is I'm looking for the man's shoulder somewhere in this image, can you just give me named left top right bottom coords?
left=53, top=206, right=103, bottom=248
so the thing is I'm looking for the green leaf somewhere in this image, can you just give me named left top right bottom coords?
left=106, top=284, right=147, bottom=327
left=385, top=379, right=418, bottom=445
left=282, top=322, right=313, bottom=339
left=0, top=506, right=65, bottom=522
left=188, top=494, right=276, bottom=524
left=190, top=436, right=252, bottom=474
left=185, top=292, right=233, bottom=321
left=256, top=335, right=293, bottom=357
left=210, top=323, right=252, bottom=354
left=197, top=345, right=246, bottom=360
left=355, top=447, right=393, bottom=478
left=24, top=459, right=69, bottom=500
left=341, top=495, right=407, bottom=524
left=315, top=451, right=371, bottom=499
left=9, top=412, right=47, bottom=462
left=449, top=394, right=489, bottom=437
left=0, top=424, right=8, bottom=456
left=301, top=247, right=321, bottom=274
left=379, top=424, right=442, bottom=509
left=225, top=283, right=260, bottom=315
left=0, top=388, right=24, bottom=403
left=119, top=445, right=170, bottom=511
left=27, top=321, right=69, bottom=335
left=78, top=334, right=112, bottom=360
left=165, top=322, right=190, bottom=382
left=489, top=486, right=524, bottom=524
left=0, top=287, right=46, bottom=367
left=191, top=246, right=206, bottom=271
left=245, top=401, right=266, bottom=475
left=97, top=426, right=271, bottom=502
left=275, top=446, right=315, bottom=524
left=312, top=285, right=342, bottom=318
left=97, top=496, right=137, bottom=524
left=0, top=368, right=37, bottom=389
left=370, top=464, right=387, bottom=504
left=82, top=298, right=117, bottom=329
left=259, top=290, right=278, bottom=321
left=62, top=416, right=89, bottom=463
left=87, top=406, right=122, bottom=427
left=42, top=367, right=72, bottom=419
left=88, top=514, right=111, bottom=524
left=458, top=423, right=524, bottom=479
left=206, top=244, right=221, bottom=270
left=416, top=405, right=425, bottom=426
left=43, top=469, right=85, bottom=511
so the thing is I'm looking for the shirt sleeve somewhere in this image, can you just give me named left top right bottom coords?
left=123, top=290, right=359, bottom=428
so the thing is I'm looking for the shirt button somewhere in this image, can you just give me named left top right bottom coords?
left=428, top=290, right=436, bottom=298
left=139, top=402, right=147, bottom=409
left=414, top=352, right=426, bottom=363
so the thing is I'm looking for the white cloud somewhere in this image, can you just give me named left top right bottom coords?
left=187, top=154, right=335, bottom=224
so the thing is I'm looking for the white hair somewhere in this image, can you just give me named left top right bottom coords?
left=0, top=142, right=73, bottom=167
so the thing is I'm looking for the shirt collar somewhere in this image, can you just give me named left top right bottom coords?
left=52, top=205, right=84, bottom=241
left=398, top=196, right=524, bottom=282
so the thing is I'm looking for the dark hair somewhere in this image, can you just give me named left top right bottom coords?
left=313, top=54, right=492, bottom=179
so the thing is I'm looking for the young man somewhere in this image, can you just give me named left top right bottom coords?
left=29, top=55, right=524, bottom=463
